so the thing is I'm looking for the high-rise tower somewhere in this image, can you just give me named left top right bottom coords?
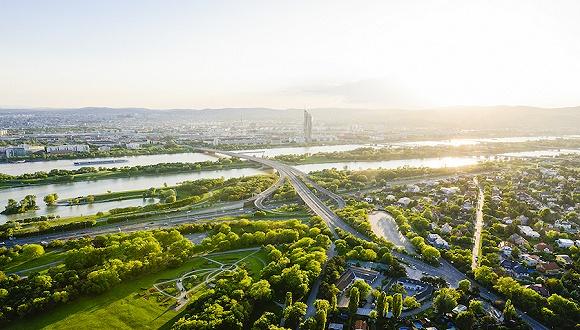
left=303, top=110, right=312, bottom=143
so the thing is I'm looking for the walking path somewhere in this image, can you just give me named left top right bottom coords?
left=152, top=247, right=263, bottom=310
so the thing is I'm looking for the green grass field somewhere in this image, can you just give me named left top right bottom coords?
left=8, top=249, right=268, bottom=329
left=3, top=249, right=67, bottom=274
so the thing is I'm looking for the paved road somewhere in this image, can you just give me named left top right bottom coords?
left=471, top=177, right=484, bottom=270
left=3, top=203, right=250, bottom=247
left=368, top=210, right=414, bottom=253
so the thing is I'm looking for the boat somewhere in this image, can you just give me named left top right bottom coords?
left=73, top=159, right=129, bottom=166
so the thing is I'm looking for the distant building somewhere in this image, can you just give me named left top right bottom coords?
left=303, top=110, right=313, bottom=143
left=46, top=144, right=89, bottom=154
left=4, top=146, right=26, bottom=158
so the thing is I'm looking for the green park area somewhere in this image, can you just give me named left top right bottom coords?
left=9, top=249, right=268, bottom=330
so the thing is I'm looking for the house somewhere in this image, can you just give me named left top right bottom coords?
left=516, top=215, right=529, bottom=225
left=405, top=185, right=421, bottom=193
left=525, top=284, right=550, bottom=297
left=441, top=187, right=460, bottom=195
left=520, top=254, right=541, bottom=267
left=509, top=234, right=528, bottom=246
left=397, top=197, right=412, bottom=207
left=452, top=304, right=467, bottom=315
left=440, top=223, right=452, bottom=234
left=500, top=259, right=533, bottom=279
left=536, top=262, right=560, bottom=275
left=498, top=241, right=513, bottom=257
left=462, top=202, right=473, bottom=211
left=555, top=238, right=574, bottom=248
left=519, top=225, right=540, bottom=239
left=555, top=220, right=573, bottom=232
left=427, top=233, right=449, bottom=249
left=335, top=266, right=379, bottom=294
left=555, top=255, right=573, bottom=266
left=533, top=243, right=553, bottom=253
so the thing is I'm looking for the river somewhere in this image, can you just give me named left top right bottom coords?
left=0, top=167, right=268, bottom=223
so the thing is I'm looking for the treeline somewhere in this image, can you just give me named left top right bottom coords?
left=308, top=167, right=468, bottom=192
left=0, top=158, right=247, bottom=185
left=1, top=195, right=38, bottom=215
left=0, top=230, right=194, bottom=323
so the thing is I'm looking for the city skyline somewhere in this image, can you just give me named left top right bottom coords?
left=2, top=1, right=580, bottom=109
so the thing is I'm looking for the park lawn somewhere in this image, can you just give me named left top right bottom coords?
left=7, top=258, right=209, bottom=330
left=4, top=249, right=67, bottom=274
left=238, top=250, right=269, bottom=279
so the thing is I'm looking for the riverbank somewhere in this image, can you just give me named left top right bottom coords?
left=274, top=139, right=580, bottom=165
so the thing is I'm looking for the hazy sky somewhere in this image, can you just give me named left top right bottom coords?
left=1, top=0, right=580, bottom=109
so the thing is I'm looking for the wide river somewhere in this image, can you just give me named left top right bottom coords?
left=0, top=144, right=376, bottom=176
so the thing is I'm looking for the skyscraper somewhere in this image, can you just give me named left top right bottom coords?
left=303, top=110, right=312, bottom=143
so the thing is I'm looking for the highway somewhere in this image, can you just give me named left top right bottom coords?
left=4, top=202, right=250, bottom=247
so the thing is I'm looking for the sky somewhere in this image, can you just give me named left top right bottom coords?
left=1, top=0, right=580, bottom=109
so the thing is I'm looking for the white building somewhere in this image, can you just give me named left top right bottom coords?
left=46, top=144, right=89, bottom=153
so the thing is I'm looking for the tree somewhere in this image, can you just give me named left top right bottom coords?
left=86, top=195, right=95, bottom=204
left=348, top=287, right=360, bottom=318
left=474, top=265, right=498, bottom=286
left=314, top=299, right=330, bottom=330
left=375, top=291, right=387, bottom=318
left=392, top=293, right=403, bottom=319
left=458, top=279, right=471, bottom=296
left=351, top=279, right=372, bottom=298
left=503, top=299, right=517, bottom=322
left=43, top=193, right=58, bottom=206
left=421, top=245, right=441, bottom=263
left=468, top=299, right=484, bottom=315
left=284, top=302, right=307, bottom=329
left=403, top=296, right=420, bottom=309
left=21, top=244, right=45, bottom=259
left=249, top=280, right=272, bottom=301
left=252, top=312, right=278, bottom=330
left=455, top=311, right=475, bottom=330
left=433, top=288, right=460, bottom=314
left=329, top=285, right=339, bottom=314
